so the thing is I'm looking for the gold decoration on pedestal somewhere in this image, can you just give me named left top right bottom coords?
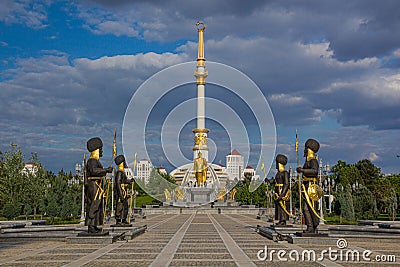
left=194, top=133, right=208, bottom=146
left=192, top=128, right=209, bottom=133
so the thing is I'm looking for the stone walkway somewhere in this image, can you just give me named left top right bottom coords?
left=0, top=214, right=399, bottom=266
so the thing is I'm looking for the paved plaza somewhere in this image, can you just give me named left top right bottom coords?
left=0, top=213, right=399, bottom=266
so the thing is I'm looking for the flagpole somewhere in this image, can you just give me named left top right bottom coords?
left=80, top=154, right=86, bottom=225
left=296, top=129, right=303, bottom=230
left=260, top=155, right=268, bottom=213
left=111, top=129, right=117, bottom=218
left=128, top=153, right=137, bottom=224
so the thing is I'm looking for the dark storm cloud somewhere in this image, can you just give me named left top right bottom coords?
left=86, top=0, right=266, bottom=17
left=0, top=52, right=185, bottom=125
left=81, top=0, right=400, bottom=61
left=0, top=51, right=187, bottom=171
left=311, top=72, right=400, bottom=130
left=318, top=126, right=400, bottom=173
left=72, top=0, right=400, bottom=132
left=2, top=0, right=400, bottom=173
left=178, top=36, right=400, bottom=132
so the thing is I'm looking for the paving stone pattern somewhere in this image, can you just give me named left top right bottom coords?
left=0, top=214, right=399, bottom=266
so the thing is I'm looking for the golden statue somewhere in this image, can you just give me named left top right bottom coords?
left=228, top=188, right=237, bottom=200
left=174, top=187, right=185, bottom=200
left=164, top=188, right=172, bottom=201
left=194, top=151, right=207, bottom=186
left=217, top=188, right=227, bottom=200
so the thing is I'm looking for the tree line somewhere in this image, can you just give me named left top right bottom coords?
left=233, top=158, right=399, bottom=222
left=1, top=143, right=399, bottom=223
left=0, top=144, right=81, bottom=222
left=332, top=159, right=399, bottom=222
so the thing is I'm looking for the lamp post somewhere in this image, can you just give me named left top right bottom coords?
left=111, top=169, right=115, bottom=218
left=319, top=159, right=324, bottom=224
left=75, top=161, right=85, bottom=224
left=289, top=166, right=293, bottom=217
left=324, top=163, right=331, bottom=214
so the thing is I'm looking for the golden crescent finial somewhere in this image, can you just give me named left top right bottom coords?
left=196, top=21, right=205, bottom=31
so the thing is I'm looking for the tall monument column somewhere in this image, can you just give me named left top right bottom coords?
left=193, top=21, right=209, bottom=162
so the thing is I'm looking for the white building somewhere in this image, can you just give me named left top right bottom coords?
left=136, top=159, right=152, bottom=184
left=158, top=167, right=167, bottom=175
left=22, top=162, right=38, bottom=175
left=226, top=149, right=244, bottom=180
left=243, top=165, right=255, bottom=178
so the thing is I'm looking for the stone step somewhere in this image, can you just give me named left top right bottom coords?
left=1, top=225, right=76, bottom=233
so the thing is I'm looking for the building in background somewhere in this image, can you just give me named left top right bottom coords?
left=243, top=165, right=255, bottom=178
left=22, top=162, right=38, bottom=175
left=136, top=159, right=152, bottom=184
left=158, top=167, right=167, bottom=175
left=225, top=149, right=244, bottom=180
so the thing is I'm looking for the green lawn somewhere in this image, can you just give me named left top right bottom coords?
left=324, top=213, right=400, bottom=225
left=134, top=195, right=160, bottom=208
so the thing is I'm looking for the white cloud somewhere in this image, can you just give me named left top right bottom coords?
left=2, top=0, right=400, bottom=173
left=75, top=52, right=186, bottom=71
left=368, top=152, right=379, bottom=162
left=0, top=0, right=49, bottom=29
left=0, top=51, right=188, bottom=170
left=269, top=94, right=306, bottom=105
left=91, top=20, right=138, bottom=37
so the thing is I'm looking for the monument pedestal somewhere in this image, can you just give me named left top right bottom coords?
left=67, top=225, right=147, bottom=244
left=189, top=188, right=213, bottom=204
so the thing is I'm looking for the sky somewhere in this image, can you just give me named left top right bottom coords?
left=1, top=0, right=400, bottom=175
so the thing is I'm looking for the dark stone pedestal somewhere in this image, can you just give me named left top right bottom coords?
left=270, top=224, right=293, bottom=228
left=110, top=224, right=132, bottom=228
left=67, top=232, right=122, bottom=244
left=288, top=233, right=335, bottom=245
left=77, top=231, right=109, bottom=237
left=295, top=232, right=328, bottom=237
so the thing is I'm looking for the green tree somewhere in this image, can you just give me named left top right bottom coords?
left=371, top=178, right=392, bottom=214
left=386, top=174, right=400, bottom=214
left=331, top=160, right=361, bottom=189
left=23, top=203, right=32, bottom=220
left=355, top=159, right=381, bottom=190
left=0, top=144, right=25, bottom=211
left=2, top=201, right=20, bottom=220
left=43, top=171, right=68, bottom=220
left=234, top=174, right=266, bottom=206
left=334, top=184, right=355, bottom=222
left=353, top=186, right=378, bottom=219
left=388, top=188, right=397, bottom=221
left=46, top=194, right=59, bottom=224
left=146, top=168, right=177, bottom=201
left=22, top=153, right=47, bottom=217
left=60, top=183, right=81, bottom=218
